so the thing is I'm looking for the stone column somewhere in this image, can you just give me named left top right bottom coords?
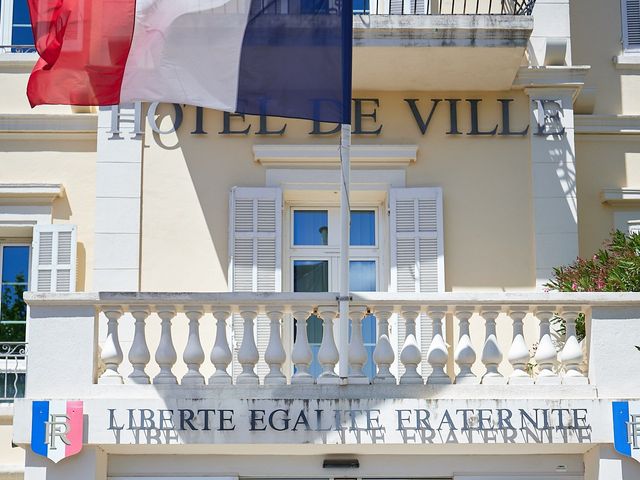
left=94, top=104, right=144, bottom=291
left=525, top=88, right=579, bottom=288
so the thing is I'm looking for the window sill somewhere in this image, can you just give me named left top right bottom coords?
left=0, top=52, right=38, bottom=72
left=614, top=54, right=640, bottom=70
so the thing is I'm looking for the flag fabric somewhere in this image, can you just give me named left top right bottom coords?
left=31, top=400, right=84, bottom=463
left=26, top=0, right=353, bottom=124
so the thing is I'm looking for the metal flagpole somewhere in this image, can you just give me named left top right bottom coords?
left=338, top=123, right=351, bottom=383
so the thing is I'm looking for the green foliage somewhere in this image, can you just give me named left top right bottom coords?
left=545, top=230, right=640, bottom=344
left=0, top=273, right=27, bottom=342
left=545, top=230, right=640, bottom=293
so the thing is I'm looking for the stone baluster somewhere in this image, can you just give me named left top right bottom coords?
left=399, top=308, right=423, bottom=384
left=264, top=309, right=287, bottom=385
left=373, top=309, right=396, bottom=384
left=317, top=308, right=339, bottom=384
left=237, top=308, right=259, bottom=385
left=426, top=307, right=450, bottom=384
left=182, top=308, right=205, bottom=385
left=454, top=309, right=478, bottom=384
left=349, top=307, right=369, bottom=384
left=209, top=310, right=232, bottom=385
left=480, top=307, right=506, bottom=384
left=291, top=309, right=314, bottom=384
left=127, top=308, right=151, bottom=384
left=99, top=308, right=124, bottom=384
left=534, top=308, right=560, bottom=384
left=559, top=308, right=588, bottom=384
left=507, top=308, right=533, bottom=384
left=154, top=307, right=178, bottom=384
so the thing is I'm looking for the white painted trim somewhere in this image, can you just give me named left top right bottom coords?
left=575, top=115, right=640, bottom=135
left=266, top=169, right=406, bottom=191
left=455, top=476, right=582, bottom=480
left=0, top=114, right=97, bottom=139
left=513, top=66, right=590, bottom=90
left=621, top=0, right=640, bottom=53
left=254, top=144, right=417, bottom=167
left=614, top=53, right=640, bottom=69
left=600, top=188, right=640, bottom=206
left=0, top=184, right=63, bottom=205
left=110, top=477, right=238, bottom=480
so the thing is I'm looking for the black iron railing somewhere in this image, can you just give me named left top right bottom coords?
left=0, top=342, right=26, bottom=402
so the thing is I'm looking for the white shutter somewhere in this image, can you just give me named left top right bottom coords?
left=623, top=0, right=640, bottom=50
left=31, top=225, right=78, bottom=293
left=229, top=187, right=282, bottom=382
left=390, top=188, right=444, bottom=378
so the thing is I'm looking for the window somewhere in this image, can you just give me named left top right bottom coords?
left=622, top=0, right=640, bottom=52
left=293, top=211, right=328, bottom=246
left=0, top=244, right=29, bottom=401
left=0, top=0, right=34, bottom=52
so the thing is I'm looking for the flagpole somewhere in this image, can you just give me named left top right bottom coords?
left=338, top=123, right=351, bottom=383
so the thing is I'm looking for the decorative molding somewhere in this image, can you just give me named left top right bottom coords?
left=0, top=53, right=37, bottom=73
left=513, top=66, right=590, bottom=90
left=575, top=115, right=640, bottom=135
left=254, top=144, right=417, bottom=167
left=613, top=54, right=640, bottom=70
left=0, top=113, right=97, bottom=140
left=0, top=184, right=64, bottom=205
left=600, top=188, right=640, bottom=206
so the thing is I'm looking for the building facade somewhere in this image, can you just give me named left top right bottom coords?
left=1, top=0, right=640, bottom=479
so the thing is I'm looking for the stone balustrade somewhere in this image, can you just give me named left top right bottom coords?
left=21, top=291, right=640, bottom=390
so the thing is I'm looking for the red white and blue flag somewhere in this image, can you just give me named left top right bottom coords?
left=31, top=400, right=84, bottom=463
left=26, top=0, right=353, bottom=123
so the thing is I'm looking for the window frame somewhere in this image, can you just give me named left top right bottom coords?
left=622, top=0, right=640, bottom=53
left=0, top=0, right=34, bottom=53
left=0, top=240, right=32, bottom=341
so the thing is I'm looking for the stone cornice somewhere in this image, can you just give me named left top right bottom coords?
left=253, top=144, right=417, bottom=167
left=513, top=66, right=590, bottom=91
left=0, top=113, right=97, bottom=140
left=0, top=183, right=63, bottom=205
left=575, top=115, right=640, bottom=135
left=600, top=188, right=640, bottom=206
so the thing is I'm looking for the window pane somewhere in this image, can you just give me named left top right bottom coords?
left=350, top=210, right=375, bottom=246
left=12, top=0, right=34, bottom=46
left=353, top=0, right=369, bottom=13
left=2, top=246, right=30, bottom=284
left=12, top=0, right=31, bottom=24
left=294, top=210, right=328, bottom=246
left=293, top=260, right=328, bottom=292
left=349, top=260, right=376, bottom=291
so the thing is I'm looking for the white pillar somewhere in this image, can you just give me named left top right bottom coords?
left=98, top=308, right=123, bottom=385
left=399, top=308, right=423, bottom=384
left=127, top=308, right=151, bottom=384
left=560, top=308, right=588, bottom=384
left=373, top=309, right=396, bottom=384
left=94, top=104, right=144, bottom=291
left=454, top=309, right=479, bottom=384
left=426, top=308, right=450, bottom=384
left=534, top=308, right=561, bottom=384
left=348, top=307, right=369, bottom=384
left=507, top=308, right=534, bottom=384
left=291, top=309, right=314, bottom=384
left=153, top=307, right=178, bottom=385
left=480, top=308, right=506, bottom=384
left=317, top=308, right=339, bottom=384
left=209, top=310, right=232, bottom=385
left=525, top=88, right=579, bottom=288
left=182, top=308, right=205, bottom=385
left=264, top=309, right=287, bottom=385
left=236, top=308, right=259, bottom=385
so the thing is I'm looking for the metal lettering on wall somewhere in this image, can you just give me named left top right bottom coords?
left=99, top=400, right=592, bottom=446
left=137, top=98, right=539, bottom=138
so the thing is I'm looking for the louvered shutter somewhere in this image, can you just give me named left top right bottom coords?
left=390, top=188, right=444, bottom=378
left=229, top=187, right=282, bottom=382
left=31, top=225, right=78, bottom=293
left=623, top=0, right=640, bottom=50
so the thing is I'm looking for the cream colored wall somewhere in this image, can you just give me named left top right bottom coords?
left=0, top=68, right=70, bottom=115
left=0, top=143, right=97, bottom=291
left=571, top=0, right=640, bottom=115
left=0, top=422, right=23, bottom=474
left=140, top=91, right=534, bottom=292
left=576, top=136, right=640, bottom=257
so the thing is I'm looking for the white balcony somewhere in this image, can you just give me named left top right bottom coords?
left=11, top=291, right=640, bottom=451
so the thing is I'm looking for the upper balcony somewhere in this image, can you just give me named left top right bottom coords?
left=1, top=0, right=535, bottom=93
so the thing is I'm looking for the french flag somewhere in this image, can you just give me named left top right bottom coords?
left=31, top=400, right=84, bottom=463
left=26, top=0, right=353, bottom=123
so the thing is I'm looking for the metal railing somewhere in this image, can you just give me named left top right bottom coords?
left=359, top=0, right=536, bottom=14
left=0, top=342, right=26, bottom=402
left=0, top=45, right=36, bottom=53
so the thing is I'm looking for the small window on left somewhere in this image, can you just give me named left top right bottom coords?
left=0, top=244, right=29, bottom=401
left=1, top=0, right=35, bottom=53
